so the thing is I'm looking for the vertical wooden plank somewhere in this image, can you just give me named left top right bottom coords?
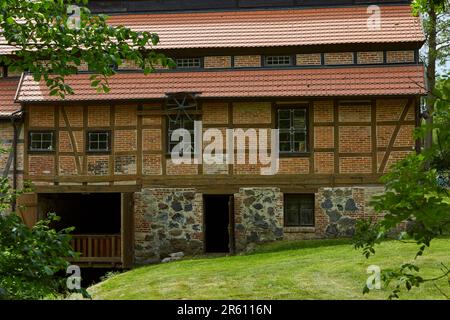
left=161, top=102, right=167, bottom=176
left=82, top=105, right=88, bottom=183
left=333, top=100, right=340, bottom=177
left=371, top=99, right=378, bottom=174
left=309, top=101, right=314, bottom=174
left=197, top=101, right=203, bottom=175
left=415, top=97, right=422, bottom=154
left=87, top=237, right=92, bottom=258
left=228, top=102, right=234, bottom=176
left=109, top=105, right=115, bottom=184
left=16, top=193, right=38, bottom=228
left=228, top=195, right=235, bottom=254
left=106, top=236, right=111, bottom=257
left=54, top=105, right=60, bottom=183
left=111, top=235, right=116, bottom=258
left=23, top=105, right=29, bottom=179
left=136, top=104, right=143, bottom=183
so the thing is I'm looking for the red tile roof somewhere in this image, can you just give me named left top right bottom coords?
left=16, top=65, right=426, bottom=102
left=0, top=5, right=424, bottom=55
left=107, top=5, right=425, bottom=49
left=0, top=77, right=21, bottom=117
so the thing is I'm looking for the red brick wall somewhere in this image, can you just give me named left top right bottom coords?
left=296, top=54, right=322, bottom=65
left=204, top=56, right=232, bottom=68
left=233, top=102, right=271, bottom=124
left=357, top=51, right=383, bottom=64
left=339, top=126, right=372, bottom=153
left=24, top=98, right=417, bottom=182
left=386, top=50, right=415, bottom=63
left=234, top=55, right=261, bottom=68
left=324, top=52, right=354, bottom=65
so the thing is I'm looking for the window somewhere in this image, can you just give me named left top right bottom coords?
left=175, top=58, right=202, bottom=69
left=87, top=131, right=110, bottom=152
left=264, top=55, right=292, bottom=66
left=278, top=108, right=308, bottom=154
left=29, top=131, right=54, bottom=152
left=284, top=194, right=315, bottom=227
left=167, top=116, right=196, bottom=156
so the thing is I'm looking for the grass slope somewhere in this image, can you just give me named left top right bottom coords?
left=89, top=238, right=450, bottom=300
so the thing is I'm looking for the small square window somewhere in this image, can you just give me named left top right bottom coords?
left=175, top=58, right=202, bottom=69
left=265, top=55, right=292, bottom=66
left=29, top=131, right=54, bottom=152
left=284, top=194, right=315, bottom=227
left=87, top=131, right=110, bottom=152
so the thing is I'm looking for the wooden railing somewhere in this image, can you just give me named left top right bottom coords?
left=70, top=234, right=121, bottom=264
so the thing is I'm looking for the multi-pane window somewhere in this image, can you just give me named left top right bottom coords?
left=284, top=194, right=315, bottom=227
left=29, top=132, right=54, bottom=152
left=175, top=58, right=202, bottom=69
left=278, top=108, right=308, bottom=154
left=265, top=55, right=292, bottom=66
left=167, top=116, right=196, bottom=156
left=87, top=131, right=110, bottom=152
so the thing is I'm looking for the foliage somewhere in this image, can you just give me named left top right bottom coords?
left=0, top=213, right=74, bottom=299
left=354, top=78, right=450, bottom=299
left=0, top=0, right=174, bottom=98
left=0, top=176, right=84, bottom=300
left=412, top=0, right=450, bottom=68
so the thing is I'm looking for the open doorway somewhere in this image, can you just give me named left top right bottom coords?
left=204, top=195, right=234, bottom=253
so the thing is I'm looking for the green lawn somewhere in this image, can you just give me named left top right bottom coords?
left=88, top=238, right=450, bottom=300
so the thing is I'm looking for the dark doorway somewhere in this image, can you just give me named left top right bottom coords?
left=38, top=193, right=121, bottom=234
left=204, top=195, right=233, bottom=253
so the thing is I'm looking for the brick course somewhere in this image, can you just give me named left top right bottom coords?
left=234, top=55, right=261, bottom=67
left=233, top=102, right=271, bottom=124
left=324, top=52, right=354, bottom=65
left=204, top=56, right=232, bottom=68
left=142, top=154, right=162, bottom=175
left=314, top=152, right=334, bottom=174
left=115, top=130, right=137, bottom=152
left=313, top=101, right=334, bottom=123
left=296, top=53, right=322, bottom=65
left=339, top=126, right=371, bottom=153
left=339, top=103, right=371, bottom=122
left=357, top=51, right=383, bottom=64
left=88, top=106, right=110, bottom=127
left=314, top=126, right=334, bottom=149
left=386, top=50, right=415, bottom=63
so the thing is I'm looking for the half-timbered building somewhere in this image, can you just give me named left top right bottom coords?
left=0, top=0, right=427, bottom=267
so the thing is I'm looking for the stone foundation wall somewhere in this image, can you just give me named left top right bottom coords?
left=234, top=187, right=284, bottom=251
left=282, top=186, right=385, bottom=240
left=132, top=185, right=386, bottom=264
left=134, top=188, right=203, bottom=264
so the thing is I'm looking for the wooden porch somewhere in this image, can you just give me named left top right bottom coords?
left=69, top=234, right=122, bottom=267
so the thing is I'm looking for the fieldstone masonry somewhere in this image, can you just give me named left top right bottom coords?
left=318, top=187, right=369, bottom=237
left=234, top=187, right=284, bottom=251
left=132, top=185, right=386, bottom=264
left=134, top=188, right=203, bottom=264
